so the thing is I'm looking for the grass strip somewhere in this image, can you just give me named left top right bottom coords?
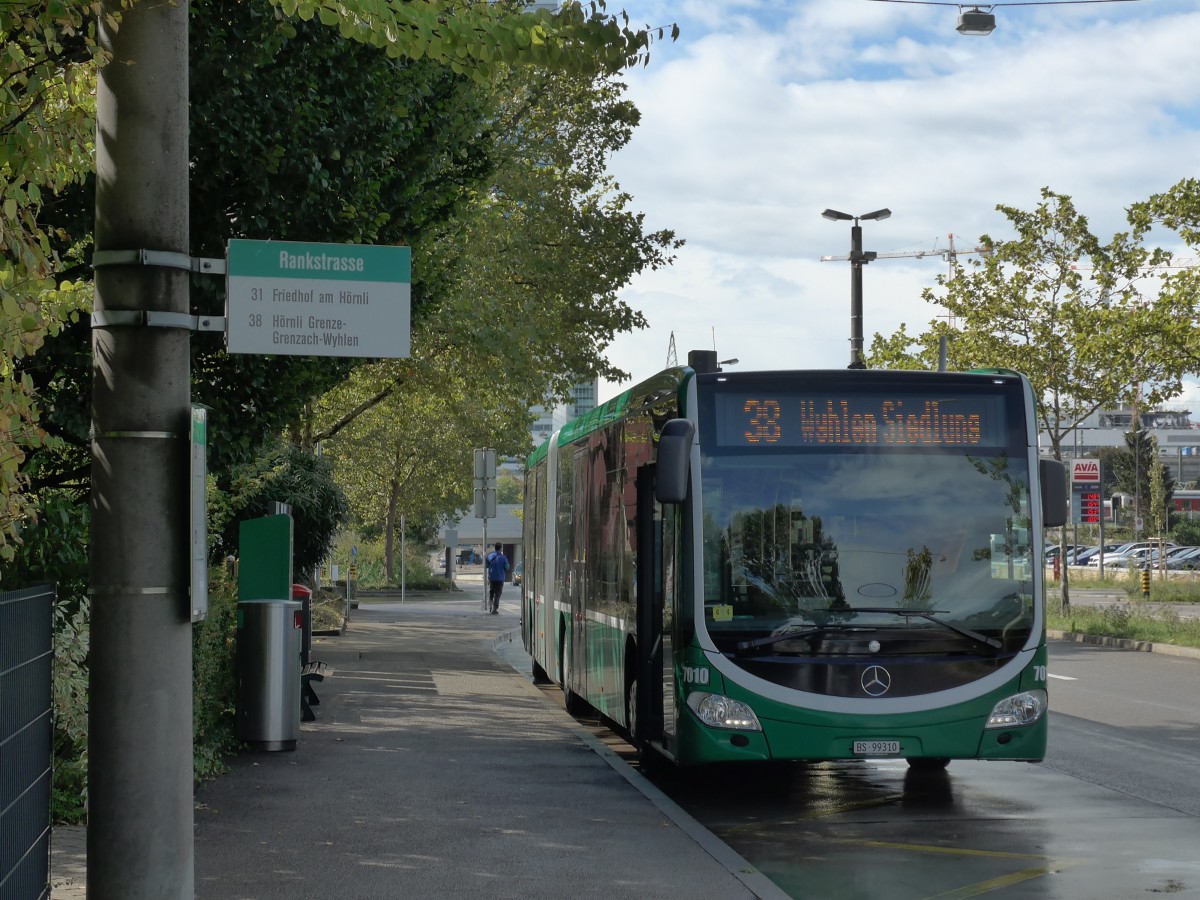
left=1046, top=603, right=1200, bottom=650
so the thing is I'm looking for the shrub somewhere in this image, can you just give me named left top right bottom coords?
left=193, top=568, right=240, bottom=779
left=46, top=565, right=243, bottom=823
left=331, top=532, right=450, bottom=590
left=51, top=596, right=89, bottom=823
left=6, top=491, right=91, bottom=823
left=310, top=590, right=346, bottom=631
left=213, top=443, right=349, bottom=578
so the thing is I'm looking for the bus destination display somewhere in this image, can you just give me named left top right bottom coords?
left=714, top=393, right=1007, bottom=448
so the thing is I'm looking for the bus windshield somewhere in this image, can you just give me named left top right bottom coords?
left=699, top=448, right=1035, bottom=655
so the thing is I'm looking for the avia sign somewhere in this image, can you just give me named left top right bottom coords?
left=1071, top=459, right=1101, bottom=484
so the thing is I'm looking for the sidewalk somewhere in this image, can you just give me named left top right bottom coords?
left=51, top=591, right=784, bottom=899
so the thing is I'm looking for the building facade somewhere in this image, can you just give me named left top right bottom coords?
left=1044, top=405, right=1200, bottom=486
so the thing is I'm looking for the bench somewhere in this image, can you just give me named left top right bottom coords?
left=301, top=660, right=328, bottom=722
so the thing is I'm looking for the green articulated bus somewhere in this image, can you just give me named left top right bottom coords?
left=520, top=361, right=1068, bottom=769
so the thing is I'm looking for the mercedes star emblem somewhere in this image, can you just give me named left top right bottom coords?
left=861, top=665, right=892, bottom=696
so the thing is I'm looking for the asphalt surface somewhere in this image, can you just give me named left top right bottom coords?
left=50, top=586, right=783, bottom=899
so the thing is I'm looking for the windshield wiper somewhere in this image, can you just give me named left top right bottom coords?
left=735, top=624, right=844, bottom=655
left=852, top=607, right=1003, bottom=650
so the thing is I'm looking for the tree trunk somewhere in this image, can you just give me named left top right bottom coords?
left=1060, top=533, right=1070, bottom=612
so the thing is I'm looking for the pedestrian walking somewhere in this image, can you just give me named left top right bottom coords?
left=485, top=543, right=509, bottom=614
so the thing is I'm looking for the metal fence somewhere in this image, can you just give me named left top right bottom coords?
left=0, top=583, right=54, bottom=900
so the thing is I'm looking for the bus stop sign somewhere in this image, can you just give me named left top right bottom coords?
left=226, top=239, right=411, bottom=358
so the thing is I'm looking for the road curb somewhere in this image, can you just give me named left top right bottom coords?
left=1047, top=629, right=1200, bottom=659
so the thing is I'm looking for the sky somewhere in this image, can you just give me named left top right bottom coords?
left=596, top=0, right=1200, bottom=407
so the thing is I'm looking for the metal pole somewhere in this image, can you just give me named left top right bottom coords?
left=1133, top=400, right=1141, bottom=538
left=849, top=222, right=865, bottom=369
left=401, top=513, right=406, bottom=603
left=482, top=519, right=489, bottom=612
left=90, top=0, right=193, bottom=894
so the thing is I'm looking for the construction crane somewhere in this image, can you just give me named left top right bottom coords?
left=821, top=233, right=989, bottom=328
left=1070, top=258, right=1200, bottom=276
left=821, top=233, right=989, bottom=278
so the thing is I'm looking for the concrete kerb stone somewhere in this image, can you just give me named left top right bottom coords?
left=1047, top=628, right=1200, bottom=659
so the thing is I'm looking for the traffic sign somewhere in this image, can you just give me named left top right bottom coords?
left=226, top=239, right=411, bottom=358
left=473, top=448, right=497, bottom=520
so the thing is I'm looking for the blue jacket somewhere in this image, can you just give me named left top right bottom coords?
left=486, top=551, right=509, bottom=581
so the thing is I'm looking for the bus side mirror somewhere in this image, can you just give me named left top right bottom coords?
left=656, top=419, right=695, bottom=504
left=1040, top=458, right=1068, bottom=528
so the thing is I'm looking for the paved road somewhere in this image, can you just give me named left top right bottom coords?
left=1045, top=636, right=1200, bottom=818
left=598, top=624, right=1200, bottom=898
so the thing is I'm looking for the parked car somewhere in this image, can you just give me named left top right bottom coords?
left=1072, top=544, right=1122, bottom=565
left=1086, top=540, right=1176, bottom=566
left=1109, top=543, right=1182, bottom=568
left=1167, top=547, right=1200, bottom=570
left=1108, top=547, right=1155, bottom=568
left=512, top=562, right=523, bottom=586
left=1045, top=545, right=1083, bottom=563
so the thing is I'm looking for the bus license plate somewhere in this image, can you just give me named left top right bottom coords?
left=853, top=740, right=901, bottom=756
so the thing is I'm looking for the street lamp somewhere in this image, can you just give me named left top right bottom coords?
left=821, top=207, right=891, bottom=369
left=957, top=7, right=997, bottom=35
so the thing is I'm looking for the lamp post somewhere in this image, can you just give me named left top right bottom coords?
left=957, top=7, right=996, bottom=35
left=821, top=207, right=891, bottom=369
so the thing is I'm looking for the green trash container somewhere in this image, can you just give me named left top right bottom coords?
left=235, top=599, right=302, bottom=751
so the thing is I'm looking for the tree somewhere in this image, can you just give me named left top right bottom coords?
left=1110, top=422, right=1174, bottom=536
left=185, top=1, right=510, bottom=474
left=868, top=189, right=1193, bottom=464
left=212, top=443, right=349, bottom=579
left=0, top=0, right=94, bottom=563
left=497, top=470, right=524, bottom=505
left=1150, top=454, right=1170, bottom=539
left=1132, top=177, right=1200, bottom=371
left=319, top=359, right=531, bottom=580
left=866, top=188, right=1196, bottom=609
left=276, top=0, right=676, bottom=80
left=313, top=66, right=681, bottom=581
left=19, top=0, right=679, bottom=491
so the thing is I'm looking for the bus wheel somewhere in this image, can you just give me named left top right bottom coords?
left=563, top=681, right=585, bottom=716
left=531, top=660, right=551, bottom=684
left=625, top=678, right=660, bottom=771
left=560, top=633, right=585, bottom=715
left=625, top=677, right=639, bottom=745
left=907, top=757, right=950, bottom=771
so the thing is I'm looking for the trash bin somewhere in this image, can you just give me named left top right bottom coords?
left=292, top=583, right=313, bottom=666
left=236, top=599, right=302, bottom=751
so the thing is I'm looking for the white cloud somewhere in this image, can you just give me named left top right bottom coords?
left=600, top=2, right=1200, bottom=396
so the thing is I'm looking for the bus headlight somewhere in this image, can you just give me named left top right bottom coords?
left=986, top=689, right=1047, bottom=729
left=687, top=692, right=762, bottom=731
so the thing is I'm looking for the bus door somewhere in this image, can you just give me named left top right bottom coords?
left=634, top=464, right=670, bottom=749
left=560, top=445, right=588, bottom=712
